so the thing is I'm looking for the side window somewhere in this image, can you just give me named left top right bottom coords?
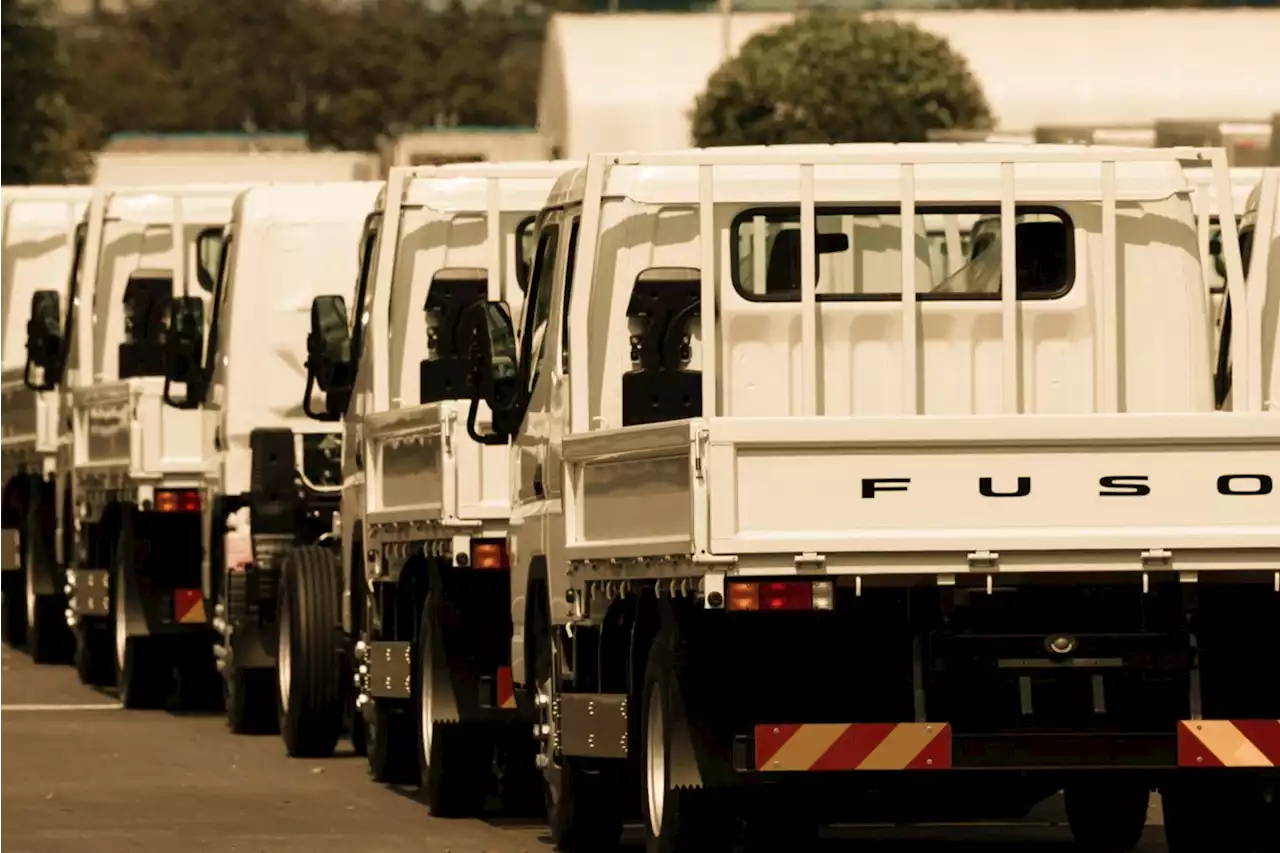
left=560, top=217, right=580, bottom=369
left=731, top=207, right=1073, bottom=301
left=203, top=233, right=236, bottom=383
left=347, top=213, right=383, bottom=379
left=1215, top=222, right=1253, bottom=408
left=519, top=222, right=560, bottom=397
left=515, top=215, right=537, bottom=293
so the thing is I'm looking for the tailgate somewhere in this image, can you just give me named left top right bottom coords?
left=1, top=367, right=59, bottom=455
left=366, top=400, right=510, bottom=526
left=74, top=378, right=208, bottom=478
left=707, top=414, right=1280, bottom=572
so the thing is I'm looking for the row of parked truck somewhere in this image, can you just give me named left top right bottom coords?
left=2, top=142, right=1277, bottom=853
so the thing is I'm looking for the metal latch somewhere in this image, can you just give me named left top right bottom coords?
left=794, top=552, right=825, bottom=571
left=967, top=550, right=999, bottom=569
left=692, top=427, right=709, bottom=481
left=1141, top=548, right=1173, bottom=567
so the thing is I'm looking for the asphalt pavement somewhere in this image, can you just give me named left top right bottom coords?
left=1, top=635, right=1172, bottom=853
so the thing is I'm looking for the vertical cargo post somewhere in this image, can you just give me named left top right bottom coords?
left=999, top=161, right=1019, bottom=414
left=799, top=164, right=818, bottom=416
left=485, top=176, right=502, bottom=304
left=568, top=154, right=608, bottom=436
left=367, top=166, right=414, bottom=414
left=900, top=163, right=918, bottom=415
left=1208, top=147, right=1254, bottom=412
left=698, top=163, right=718, bottom=420
left=1100, top=159, right=1119, bottom=414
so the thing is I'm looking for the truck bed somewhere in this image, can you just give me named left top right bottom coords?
left=0, top=366, right=59, bottom=468
left=364, top=400, right=510, bottom=531
left=562, top=414, right=1280, bottom=576
left=72, top=378, right=208, bottom=484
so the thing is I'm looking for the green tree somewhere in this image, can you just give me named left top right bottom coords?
left=691, top=13, right=994, bottom=147
left=1, top=0, right=86, bottom=182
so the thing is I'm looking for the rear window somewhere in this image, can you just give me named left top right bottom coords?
left=731, top=206, right=1074, bottom=302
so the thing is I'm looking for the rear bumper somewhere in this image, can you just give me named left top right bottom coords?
left=741, top=720, right=1280, bottom=773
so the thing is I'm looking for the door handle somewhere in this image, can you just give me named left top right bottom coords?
left=533, top=463, right=544, bottom=498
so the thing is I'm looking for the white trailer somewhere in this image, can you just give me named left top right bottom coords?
left=281, top=163, right=579, bottom=811
left=1, top=185, right=91, bottom=649
left=459, top=145, right=1276, bottom=853
left=44, top=184, right=256, bottom=705
left=158, top=181, right=382, bottom=734
left=91, top=151, right=380, bottom=186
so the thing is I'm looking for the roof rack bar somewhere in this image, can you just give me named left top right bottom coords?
left=172, top=194, right=187, bottom=296
left=612, top=147, right=1220, bottom=168
left=486, top=177, right=502, bottom=303
left=800, top=164, right=819, bottom=417
left=1100, top=161, right=1120, bottom=414
left=698, top=164, right=718, bottom=420
left=900, top=164, right=918, bottom=415
left=999, top=162, right=1019, bottom=415
left=569, top=154, right=608, bottom=435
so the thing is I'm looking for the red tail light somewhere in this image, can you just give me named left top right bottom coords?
left=156, top=489, right=201, bottom=513
left=726, top=580, right=834, bottom=612
left=469, top=539, right=508, bottom=571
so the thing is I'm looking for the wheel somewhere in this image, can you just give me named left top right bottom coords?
left=641, top=624, right=730, bottom=853
left=276, top=545, right=346, bottom=757
left=416, top=588, right=491, bottom=816
left=1163, top=780, right=1276, bottom=853
left=174, top=637, right=224, bottom=712
left=1064, top=782, right=1149, bottom=852
left=227, top=666, right=279, bottom=734
left=366, top=698, right=419, bottom=785
left=527, top=576, right=625, bottom=851
left=114, top=531, right=169, bottom=709
left=24, top=506, right=71, bottom=664
left=2, top=566, right=27, bottom=647
left=74, top=619, right=115, bottom=686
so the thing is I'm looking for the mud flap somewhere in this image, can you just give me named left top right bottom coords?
left=660, top=606, right=734, bottom=791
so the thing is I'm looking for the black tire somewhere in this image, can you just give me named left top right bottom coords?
left=276, top=545, right=346, bottom=757
left=640, top=623, right=731, bottom=853
left=416, top=588, right=491, bottom=816
left=2, top=567, right=27, bottom=647
left=1064, top=783, right=1149, bottom=853
left=1163, top=781, right=1276, bottom=853
left=350, top=709, right=368, bottom=757
left=527, top=576, right=625, bottom=852
left=227, top=666, right=280, bottom=734
left=366, top=699, right=419, bottom=785
left=113, top=518, right=169, bottom=709
left=174, top=638, right=224, bottom=712
left=24, top=501, right=71, bottom=664
left=74, top=619, right=115, bottom=686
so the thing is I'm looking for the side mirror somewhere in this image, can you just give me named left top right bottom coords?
left=195, top=227, right=223, bottom=293
left=162, top=296, right=206, bottom=409
left=23, top=290, right=64, bottom=391
left=303, top=295, right=353, bottom=421
left=462, top=300, right=521, bottom=445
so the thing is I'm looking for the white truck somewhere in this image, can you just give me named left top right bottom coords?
left=159, top=181, right=382, bottom=734
left=281, top=163, right=577, bottom=811
left=45, top=184, right=254, bottom=705
left=457, top=145, right=1276, bottom=853
left=91, top=151, right=381, bottom=186
left=1, top=185, right=92, bottom=652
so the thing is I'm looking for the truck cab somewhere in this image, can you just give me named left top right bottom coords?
left=159, top=181, right=382, bottom=734
left=280, top=162, right=580, bottom=812
left=61, top=183, right=254, bottom=706
left=1, top=185, right=91, bottom=652
left=463, top=144, right=1275, bottom=853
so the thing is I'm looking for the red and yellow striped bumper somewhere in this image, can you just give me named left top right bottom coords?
left=1177, top=720, right=1280, bottom=768
left=754, top=722, right=952, bottom=772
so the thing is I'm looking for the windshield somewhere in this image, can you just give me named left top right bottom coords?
left=201, top=230, right=236, bottom=395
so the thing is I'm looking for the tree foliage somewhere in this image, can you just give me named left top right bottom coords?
left=691, top=13, right=993, bottom=147
left=52, top=0, right=548, bottom=157
left=2, top=0, right=89, bottom=182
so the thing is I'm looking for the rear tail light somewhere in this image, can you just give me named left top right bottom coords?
left=156, top=489, right=201, bottom=513
left=469, top=540, right=508, bottom=571
left=726, top=580, right=834, bottom=612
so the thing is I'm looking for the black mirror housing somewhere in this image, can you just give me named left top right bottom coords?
left=304, top=295, right=353, bottom=421
left=162, top=297, right=206, bottom=409
left=462, top=300, right=521, bottom=444
left=23, top=290, right=64, bottom=391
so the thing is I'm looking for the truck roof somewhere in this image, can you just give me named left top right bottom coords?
left=544, top=144, right=1193, bottom=208
left=104, top=183, right=261, bottom=222
left=374, top=161, right=583, bottom=213
left=232, top=181, right=382, bottom=226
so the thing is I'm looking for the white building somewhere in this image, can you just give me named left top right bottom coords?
left=537, top=9, right=1280, bottom=158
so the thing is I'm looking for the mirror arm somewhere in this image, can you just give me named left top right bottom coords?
left=466, top=396, right=509, bottom=446
left=162, top=372, right=203, bottom=411
left=303, top=369, right=341, bottom=423
left=22, top=353, right=57, bottom=393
